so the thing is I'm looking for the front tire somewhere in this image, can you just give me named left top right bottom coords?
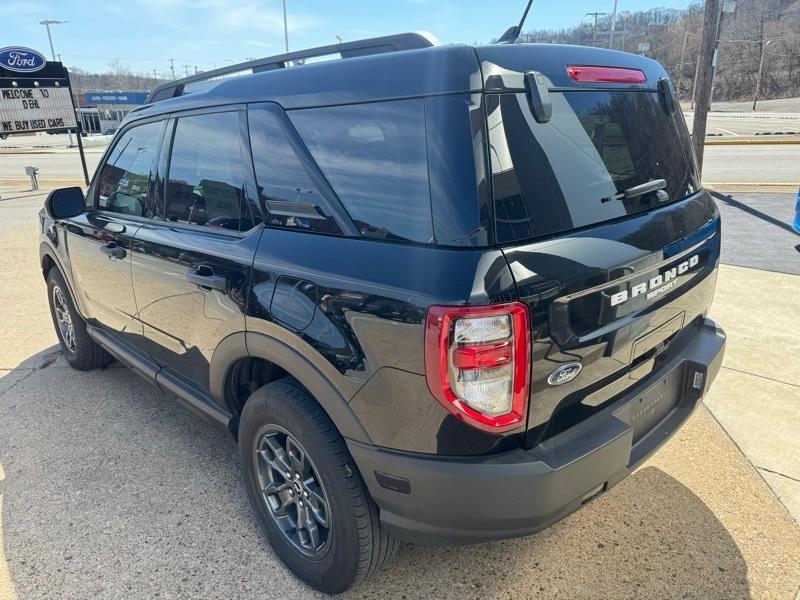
left=239, top=378, right=396, bottom=594
left=46, top=268, right=112, bottom=370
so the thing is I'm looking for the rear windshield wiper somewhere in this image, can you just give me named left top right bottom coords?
left=601, top=179, right=667, bottom=203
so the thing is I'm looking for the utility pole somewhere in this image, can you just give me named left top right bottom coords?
left=708, top=0, right=733, bottom=107
left=608, top=0, right=619, bottom=50
left=182, top=64, right=191, bottom=77
left=282, top=0, right=289, bottom=52
left=752, top=39, right=772, bottom=110
left=690, top=53, right=701, bottom=109
left=169, top=59, right=176, bottom=79
left=675, top=30, right=690, bottom=99
left=691, top=0, right=722, bottom=174
left=40, top=19, right=66, bottom=61
left=586, top=12, right=607, bottom=46
left=620, top=11, right=630, bottom=51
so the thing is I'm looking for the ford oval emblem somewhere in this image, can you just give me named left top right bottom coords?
left=0, top=46, right=47, bottom=73
left=547, top=362, right=583, bottom=386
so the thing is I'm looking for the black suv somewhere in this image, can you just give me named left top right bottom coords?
left=39, top=33, right=726, bottom=593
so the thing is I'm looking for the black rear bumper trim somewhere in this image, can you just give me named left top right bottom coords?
left=347, top=318, right=725, bottom=545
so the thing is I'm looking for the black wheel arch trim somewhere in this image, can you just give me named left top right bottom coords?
left=39, top=241, right=87, bottom=319
left=209, top=331, right=373, bottom=445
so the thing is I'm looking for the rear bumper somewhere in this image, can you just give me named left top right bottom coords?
left=347, top=318, right=725, bottom=544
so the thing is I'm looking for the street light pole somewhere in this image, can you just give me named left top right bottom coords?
left=40, top=19, right=66, bottom=61
left=40, top=19, right=73, bottom=147
left=282, top=0, right=289, bottom=52
left=752, top=39, right=772, bottom=111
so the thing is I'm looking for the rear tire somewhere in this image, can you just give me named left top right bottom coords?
left=46, top=268, right=113, bottom=370
left=239, top=378, right=396, bottom=594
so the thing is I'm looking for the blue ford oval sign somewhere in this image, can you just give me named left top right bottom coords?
left=0, top=46, right=47, bottom=73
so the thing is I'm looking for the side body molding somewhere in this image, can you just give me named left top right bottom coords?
left=209, top=331, right=373, bottom=445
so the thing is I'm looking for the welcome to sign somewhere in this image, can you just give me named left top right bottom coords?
left=0, top=51, right=77, bottom=134
left=0, top=49, right=89, bottom=184
left=0, top=86, right=77, bottom=133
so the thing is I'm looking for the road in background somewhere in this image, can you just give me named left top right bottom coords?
left=700, top=144, right=799, bottom=184
left=2, top=142, right=798, bottom=186
left=685, top=112, right=800, bottom=137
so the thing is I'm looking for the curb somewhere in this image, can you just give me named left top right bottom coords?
left=705, top=183, right=800, bottom=194
left=0, top=179, right=85, bottom=187
left=703, top=138, right=800, bottom=145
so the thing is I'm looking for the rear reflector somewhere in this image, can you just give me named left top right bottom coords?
left=424, top=302, right=530, bottom=433
left=566, top=65, right=646, bottom=84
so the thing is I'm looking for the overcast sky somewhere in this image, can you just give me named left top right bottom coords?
left=7, top=0, right=692, bottom=76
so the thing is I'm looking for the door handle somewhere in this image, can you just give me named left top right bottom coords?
left=186, top=268, right=228, bottom=292
left=100, top=242, right=126, bottom=259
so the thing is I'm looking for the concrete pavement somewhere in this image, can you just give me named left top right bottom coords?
left=0, top=188, right=799, bottom=599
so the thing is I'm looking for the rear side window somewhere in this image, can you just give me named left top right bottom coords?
left=289, top=99, right=433, bottom=244
left=165, top=111, right=251, bottom=231
left=96, top=120, right=164, bottom=217
left=248, top=107, right=341, bottom=235
left=488, top=91, right=699, bottom=243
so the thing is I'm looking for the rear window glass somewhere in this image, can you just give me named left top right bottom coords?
left=488, top=91, right=698, bottom=243
left=289, top=99, right=433, bottom=244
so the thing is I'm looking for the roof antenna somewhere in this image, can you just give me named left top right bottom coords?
left=497, top=0, right=535, bottom=44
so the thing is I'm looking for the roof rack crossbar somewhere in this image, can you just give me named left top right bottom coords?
left=146, top=32, right=438, bottom=104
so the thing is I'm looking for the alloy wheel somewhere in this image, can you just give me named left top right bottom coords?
left=255, top=425, right=331, bottom=555
left=53, top=285, right=77, bottom=352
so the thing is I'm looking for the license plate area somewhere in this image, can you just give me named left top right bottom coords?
left=619, top=367, right=682, bottom=445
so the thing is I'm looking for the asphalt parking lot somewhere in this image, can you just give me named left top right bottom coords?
left=1, top=186, right=799, bottom=599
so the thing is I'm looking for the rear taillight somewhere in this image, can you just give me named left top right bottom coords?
left=566, top=65, right=646, bottom=84
left=424, top=302, right=531, bottom=433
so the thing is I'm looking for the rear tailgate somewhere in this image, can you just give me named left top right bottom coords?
left=476, top=44, right=720, bottom=444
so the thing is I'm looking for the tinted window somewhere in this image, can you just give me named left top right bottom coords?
left=290, top=99, right=433, bottom=243
left=248, top=108, right=341, bottom=235
left=488, top=91, right=698, bottom=243
left=96, top=121, right=164, bottom=217
left=166, top=112, right=251, bottom=231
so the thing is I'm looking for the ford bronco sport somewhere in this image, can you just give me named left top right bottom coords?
left=39, top=31, right=725, bottom=593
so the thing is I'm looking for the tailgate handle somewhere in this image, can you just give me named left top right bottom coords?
left=524, top=71, right=552, bottom=124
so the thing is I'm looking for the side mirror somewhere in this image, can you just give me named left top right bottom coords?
left=45, top=187, right=86, bottom=220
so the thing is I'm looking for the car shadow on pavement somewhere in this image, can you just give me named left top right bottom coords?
left=0, top=349, right=750, bottom=599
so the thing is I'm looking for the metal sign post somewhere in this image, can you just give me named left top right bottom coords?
left=0, top=46, right=89, bottom=185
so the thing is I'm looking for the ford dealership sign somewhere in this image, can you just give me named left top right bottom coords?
left=0, top=47, right=47, bottom=73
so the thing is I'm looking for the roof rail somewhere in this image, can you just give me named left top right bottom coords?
left=146, top=32, right=439, bottom=104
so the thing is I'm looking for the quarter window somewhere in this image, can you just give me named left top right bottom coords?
left=165, top=112, right=253, bottom=231
left=96, top=121, right=164, bottom=217
left=289, top=99, right=433, bottom=244
left=248, top=107, right=341, bottom=235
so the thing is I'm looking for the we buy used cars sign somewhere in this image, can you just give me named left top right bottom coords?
left=0, top=46, right=77, bottom=134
